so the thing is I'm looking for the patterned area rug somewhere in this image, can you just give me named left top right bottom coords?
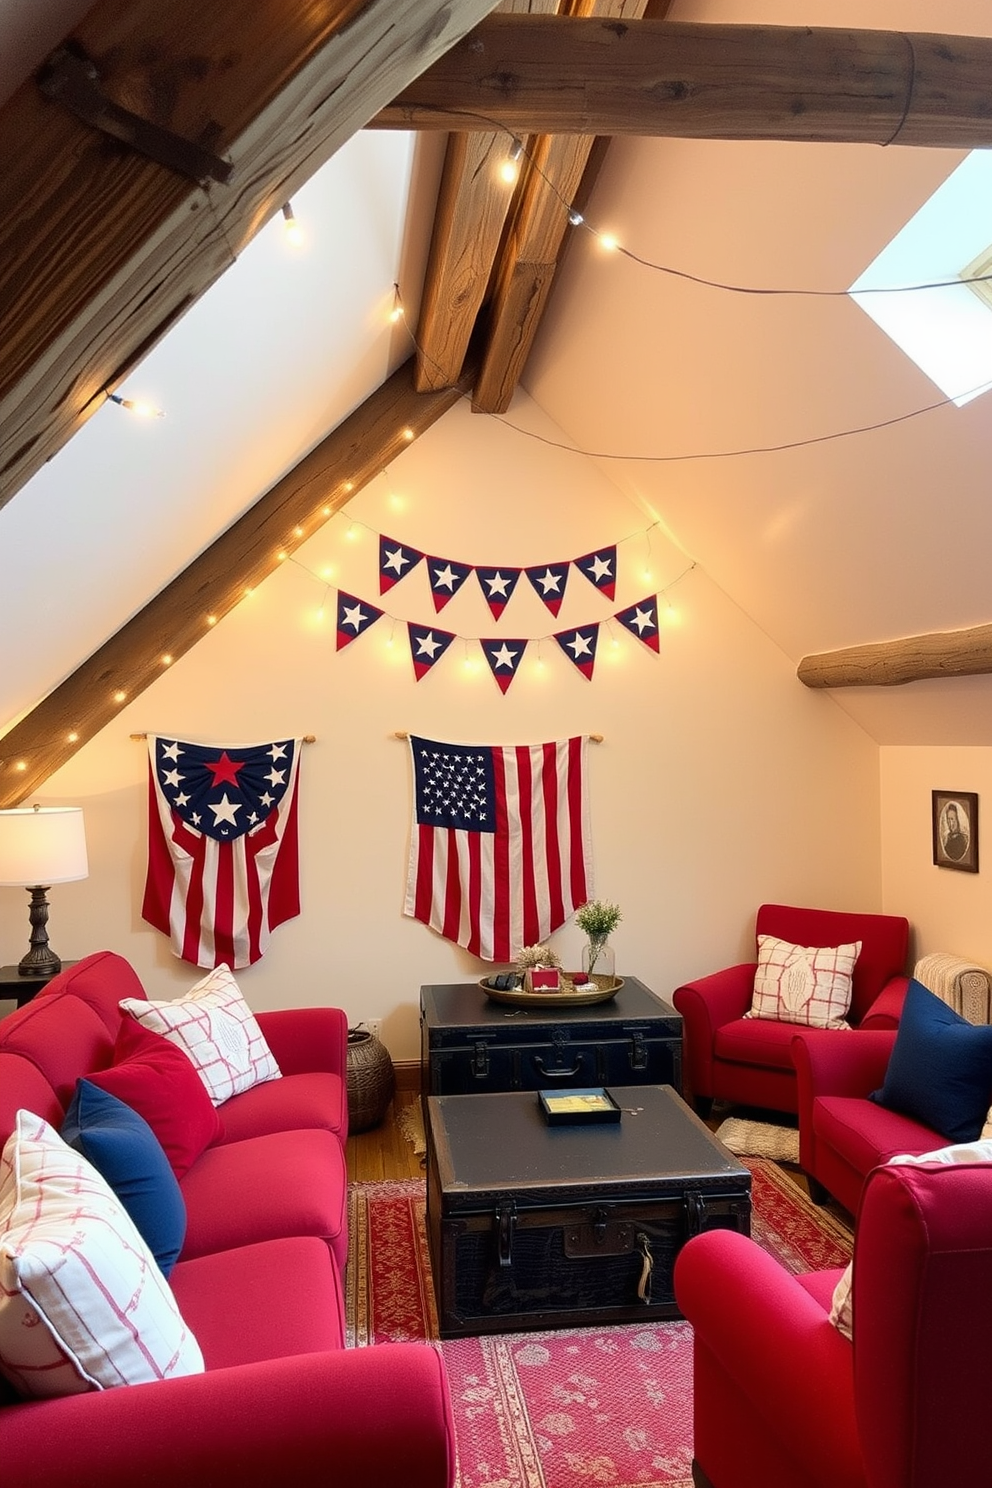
left=346, top=1162, right=851, bottom=1488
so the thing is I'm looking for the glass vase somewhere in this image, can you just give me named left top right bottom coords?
left=581, top=938, right=615, bottom=985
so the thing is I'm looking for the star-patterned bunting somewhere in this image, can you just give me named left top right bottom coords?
left=615, top=595, right=660, bottom=652
left=554, top=624, right=600, bottom=681
left=407, top=622, right=456, bottom=681
left=335, top=590, right=384, bottom=650
left=475, top=566, right=522, bottom=620
left=574, top=546, right=618, bottom=601
left=379, top=535, right=424, bottom=594
left=480, top=638, right=528, bottom=694
left=525, top=562, right=570, bottom=618
left=426, top=555, right=474, bottom=612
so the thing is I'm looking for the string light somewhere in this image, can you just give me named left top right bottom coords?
left=568, top=210, right=584, bottom=228
left=281, top=202, right=304, bottom=248
left=499, top=138, right=523, bottom=185
left=106, top=392, right=164, bottom=419
left=401, top=427, right=415, bottom=442
left=389, top=284, right=405, bottom=323
left=597, top=232, right=619, bottom=253
left=161, top=654, right=173, bottom=666
left=113, top=690, right=127, bottom=704
left=206, top=614, right=218, bottom=626
left=67, top=731, right=79, bottom=743
left=15, top=761, right=26, bottom=772
left=294, top=526, right=304, bottom=538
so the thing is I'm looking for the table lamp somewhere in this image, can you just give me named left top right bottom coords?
left=0, top=805, right=89, bottom=976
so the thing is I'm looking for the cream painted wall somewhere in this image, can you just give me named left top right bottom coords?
left=0, top=395, right=882, bottom=1055
left=881, top=746, right=992, bottom=970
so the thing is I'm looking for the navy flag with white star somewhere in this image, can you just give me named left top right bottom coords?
left=411, top=739, right=496, bottom=833
left=426, top=555, right=474, bottom=612
left=554, top=624, right=600, bottom=680
left=475, top=566, right=522, bottom=620
left=379, top=535, right=424, bottom=594
left=615, top=595, right=660, bottom=653
left=525, top=561, right=570, bottom=617
left=481, top=637, right=528, bottom=693
left=335, top=591, right=384, bottom=650
left=407, top=622, right=456, bottom=680
left=574, top=545, right=617, bottom=601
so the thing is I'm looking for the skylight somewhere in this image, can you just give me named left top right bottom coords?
left=848, top=150, right=992, bottom=407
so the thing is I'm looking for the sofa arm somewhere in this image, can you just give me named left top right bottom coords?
left=256, top=1006, right=348, bottom=1078
left=2, top=1344, right=454, bottom=1488
left=791, top=1028, right=896, bottom=1104
left=857, top=974, right=909, bottom=1030
left=672, top=964, right=756, bottom=1100
left=674, top=1230, right=861, bottom=1485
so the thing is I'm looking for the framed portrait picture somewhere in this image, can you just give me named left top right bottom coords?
left=932, top=791, right=979, bottom=873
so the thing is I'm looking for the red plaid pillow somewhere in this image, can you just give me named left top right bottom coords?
left=746, top=934, right=861, bottom=1029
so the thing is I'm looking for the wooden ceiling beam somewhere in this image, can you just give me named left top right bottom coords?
left=798, top=626, right=992, bottom=690
left=471, top=0, right=663, bottom=415
left=0, top=357, right=472, bottom=808
left=375, top=15, right=992, bottom=147
left=414, top=0, right=561, bottom=395
left=0, top=0, right=500, bottom=512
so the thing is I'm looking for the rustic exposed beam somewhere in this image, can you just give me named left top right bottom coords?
left=0, top=0, right=500, bottom=511
left=375, top=15, right=992, bottom=147
left=414, top=0, right=560, bottom=396
left=0, top=358, right=472, bottom=808
left=471, top=0, right=662, bottom=415
left=798, top=625, right=992, bottom=689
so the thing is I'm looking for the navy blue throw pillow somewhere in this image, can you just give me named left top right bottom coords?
left=61, top=1079, right=187, bottom=1275
left=869, top=979, right=992, bottom=1144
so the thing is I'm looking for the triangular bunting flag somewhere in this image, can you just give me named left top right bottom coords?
left=475, top=566, right=522, bottom=621
left=407, top=622, right=456, bottom=681
left=525, top=562, right=570, bottom=617
left=615, top=595, right=660, bottom=653
left=481, top=638, right=528, bottom=694
left=379, top=535, right=424, bottom=594
left=574, top=545, right=618, bottom=601
left=335, top=591, right=384, bottom=651
left=426, top=555, right=473, bottom=612
left=554, top=624, right=600, bottom=680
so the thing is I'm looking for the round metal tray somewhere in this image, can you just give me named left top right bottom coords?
left=479, top=975, right=624, bottom=1008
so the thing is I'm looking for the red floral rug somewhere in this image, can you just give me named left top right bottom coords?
left=346, top=1160, right=851, bottom=1488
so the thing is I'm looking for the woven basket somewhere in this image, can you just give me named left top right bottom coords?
left=347, top=1029, right=395, bottom=1133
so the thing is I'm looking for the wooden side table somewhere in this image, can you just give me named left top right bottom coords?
left=0, top=963, right=78, bottom=1009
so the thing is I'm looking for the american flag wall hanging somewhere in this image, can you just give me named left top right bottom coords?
left=142, top=735, right=303, bottom=970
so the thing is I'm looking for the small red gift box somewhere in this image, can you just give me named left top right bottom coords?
left=525, top=967, right=561, bottom=992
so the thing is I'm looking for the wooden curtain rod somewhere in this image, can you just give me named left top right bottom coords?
left=130, top=733, right=317, bottom=742
left=392, top=730, right=604, bottom=742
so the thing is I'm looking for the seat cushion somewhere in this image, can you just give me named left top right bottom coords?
left=178, top=1128, right=347, bottom=1270
left=714, top=1016, right=801, bottom=1072
left=170, top=1237, right=345, bottom=1368
left=216, top=1070, right=346, bottom=1146
left=813, top=1096, right=940, bottom=1178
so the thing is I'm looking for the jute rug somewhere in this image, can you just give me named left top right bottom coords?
left=713, top=1116, right=800, bottom=1165
left=346, top=1162, right=851, bottom=1488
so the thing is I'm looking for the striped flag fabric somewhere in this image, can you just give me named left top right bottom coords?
left=142, top=735, right=302, bottom=970
left=404, top=735, right=592, bottom=962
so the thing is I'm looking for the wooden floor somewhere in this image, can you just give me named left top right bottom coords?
left=346, top=1087, right=426, bottom=1182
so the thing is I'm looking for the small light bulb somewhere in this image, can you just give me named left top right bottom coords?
left=343, top=481, right=354, bottom=493
left=599, top=232, right=619, bottom=252
left=15, top=761, right=27, bottom=771
left=113, top=690, right=127, bottom=704
left=282, top=203, right=304, bottom=248
left=321, top=566, right=334, bottom=580
left=568, top=209, right=584, bottom=227
left=107, top=392, right=165, bottom=418
left=322, top=505, right=332, bottom=517
left=67, top=731, right=79, bottom=743
left=277, top=551, right=287, bottom=561
left=402, top=427, right=415, bottom=442
left=294, top=526, right=304, bottom=538
left=207, top=614, right=218, bottom=626
left=161, top=654, right=173, bottom=666
left=500, top=137, right=523, bottom=185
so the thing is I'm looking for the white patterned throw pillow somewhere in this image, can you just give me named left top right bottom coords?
left=745, top=934, right=861, bottom=1029
left=0, top=1112, right=203, bottom=1398
left=121, top=965, right=281, bottom=1106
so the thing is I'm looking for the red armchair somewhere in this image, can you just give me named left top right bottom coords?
left=672, top=904, right=909, bottom=1117
left=674, top=1158, right=992, bottom=1488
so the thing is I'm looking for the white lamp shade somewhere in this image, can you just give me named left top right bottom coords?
left=0, top=807, right=89, bottom=886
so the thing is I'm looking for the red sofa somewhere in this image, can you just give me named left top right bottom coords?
left=674, top=1158, right=992, bottom=1488
left=673, top=904, right=909, bottom=1116
left=792, top=1027, right=949, bottom=1216
left=0, top=952, right=455, bottom=1488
